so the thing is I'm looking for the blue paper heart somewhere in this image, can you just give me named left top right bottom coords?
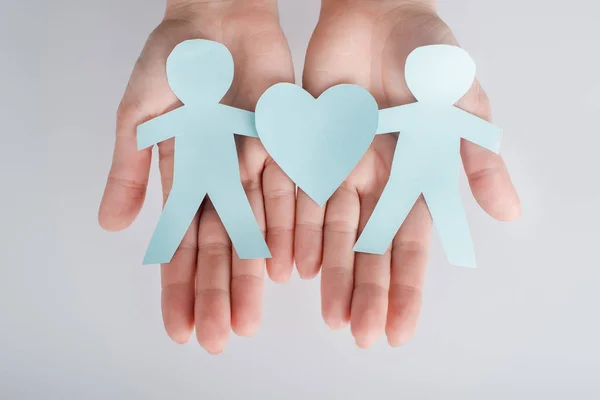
left=255, top=83, right=379, bottom=206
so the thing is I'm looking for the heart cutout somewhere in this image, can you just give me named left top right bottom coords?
left=255, top=83, right=379, bottom=206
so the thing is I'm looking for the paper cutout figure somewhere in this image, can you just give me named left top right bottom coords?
left=354, top=45, right=502, bottom=268
left=255, top=83, right=379, bottom=206
left=138, top=39, right=270, bottom=264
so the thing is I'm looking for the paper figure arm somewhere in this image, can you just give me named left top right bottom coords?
left=220, top=104, right=259, bottom=138
left=451, top=107, right=502, bottom=154
left=137, top=106, right=190, bottom=150
left=376, top=102, right=420, bottom=135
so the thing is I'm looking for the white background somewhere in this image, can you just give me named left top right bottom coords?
left=1, top=0, right=599, bottom=398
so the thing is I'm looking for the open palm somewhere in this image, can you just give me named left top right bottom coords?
left=296, top=1, right=521, bottom=347
left=99, top=2, right=295, bottom=354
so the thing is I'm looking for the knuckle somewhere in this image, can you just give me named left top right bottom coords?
left=465, top=81, right=492, bottom=120
left=392, top=240, right=429, bottom=270
left=195, top=287, right=229, bottom=298
left=116, top=97, right=142, bottom=131
left=353, top=281, right=388, bottom=298
left=389, top=283, right=422, bottom=299
left=197, top=242, right=232, bottom=258
left=295, top=220, right=323, bottom=233
left=263, top=156, right=279, bottom=169
left=467, top=165, right=497, bottom=183
left=263, top=187, right=295, bottom=202
left=106, top=175, right=147, bottom=192
left=322, top=266, right=353, bottom=286
left=324, top=219, right=357, bottom=235
left=266, top=225, right=293, bottom=237
left=157, top=140, right=175, bottom=160
left=178, top=239, right=198, bottom=252
left=393, top=239, right=427, bottom=257
left=231, top=273, right=263, bottom=288
left=241, top=178, right=262, bottom=195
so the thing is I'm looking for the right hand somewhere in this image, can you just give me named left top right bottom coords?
left=98, top=0, right=296, bottom=354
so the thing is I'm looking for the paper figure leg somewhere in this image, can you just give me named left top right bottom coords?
left=353, top=175, right=421, bottom=255
left=424, top=186, right=476, bottom=268
left=208, top=184, right=272, bottom=259
left=143, top=184, right=206, bottom=265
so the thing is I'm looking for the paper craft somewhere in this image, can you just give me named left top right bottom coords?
left=138, top=39, right=270, bottom=264
left=134, top=38, right=500, bottom=268
left=255, top=83, right=379, bottom=206
left=354, top=45, right=502, bottom=268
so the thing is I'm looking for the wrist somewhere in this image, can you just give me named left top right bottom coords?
left=321, top=0, right=436, bottom=13
left=165, top=0, right=278, bottom=21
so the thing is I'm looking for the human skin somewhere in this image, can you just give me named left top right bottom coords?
left=296, top=0, right=521, bottom=347
left=99, top=0, right=521, bottom=353
left=98, top=0, right=296, bottom=354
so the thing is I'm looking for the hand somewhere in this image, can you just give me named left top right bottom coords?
left=98, top=0, right=296, bottom=354
left=297, top=0, right=521, bottom=348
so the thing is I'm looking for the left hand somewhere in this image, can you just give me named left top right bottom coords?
left=296, top=0, right=521, bottom=348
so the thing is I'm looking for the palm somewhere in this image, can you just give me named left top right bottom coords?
left=297, top=3, right=520, bottom=347
left=99, top=4, right=296, bottom=353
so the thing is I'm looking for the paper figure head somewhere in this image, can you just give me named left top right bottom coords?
left=166, top=39, right=234, bottom=105
left=405, top=45, right=476, bottom=105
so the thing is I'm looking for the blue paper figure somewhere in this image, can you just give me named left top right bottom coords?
left=353, top=45, right=502, bottom=268
left=137, top=39, right=271, bottom=264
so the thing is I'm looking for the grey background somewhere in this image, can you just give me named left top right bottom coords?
left=1, top=0, right=599, bottom=398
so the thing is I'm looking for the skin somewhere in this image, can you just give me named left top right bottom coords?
left=99, top=0, right=521, bottom=353
left=296, top=0, right=521, bottom=348
left=98, top=0, right=296, bottom=354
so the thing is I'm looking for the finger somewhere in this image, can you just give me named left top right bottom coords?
left=98, top=103, right=152, bottom=231
left=262, top=158, right=295, bottom=283
left=321, top=184, right=360, bottom=329
left=155, top=137, right=196, bottom=343
left=350, top=192, right=391, bottom=348
left=98, top=30, right=177, bottom=232
left=231, top=170, right=267, bottom=337
left=462, top=142, right=521, bottom=221
left=386, top=196, right=431, bottom=347
left=160, top=213, right=198, bottom=344
left=294, top=189, right=325, bottom=279
left=458, top=82, right=521, bottom=221
left=231, top=250, right=265, bottom=337
left=195, top=199, right=232, bottom=355
left=152, top=136, right=198, bottom=343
